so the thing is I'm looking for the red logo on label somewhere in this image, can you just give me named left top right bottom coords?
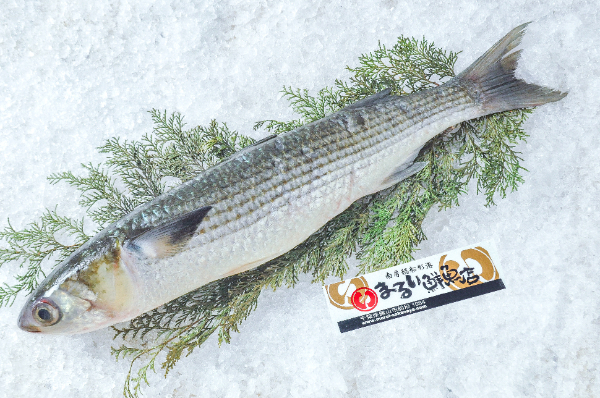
left=350, top=287, right=378, bottom=312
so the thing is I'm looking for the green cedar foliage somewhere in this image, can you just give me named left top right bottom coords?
left=0, top=35, right=530, bottom=397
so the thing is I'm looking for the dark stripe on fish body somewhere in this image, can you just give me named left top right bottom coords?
left=116, top=83, right=475, bottom=246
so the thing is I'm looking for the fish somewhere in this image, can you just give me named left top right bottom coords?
left=18, top=23, right=566, bottom=334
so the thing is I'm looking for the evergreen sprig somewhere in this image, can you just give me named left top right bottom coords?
left=254, top=36, right=459, bottom=135
left=0, top=35, right=531, bottom=397
left=0, top=209, right=89, bottom=306
left=46, top=113, right=255, bottom=232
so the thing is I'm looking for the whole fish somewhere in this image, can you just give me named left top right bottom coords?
left=18, top=23, right=565, bottom=334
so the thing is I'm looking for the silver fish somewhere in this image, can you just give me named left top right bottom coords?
left=18, top=23, right=565, bottom=334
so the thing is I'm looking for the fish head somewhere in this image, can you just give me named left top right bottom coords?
left=18, top=236, right=138, bottom=334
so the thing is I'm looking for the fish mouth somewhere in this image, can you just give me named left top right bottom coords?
left=17, top=312, right=41, bottom=333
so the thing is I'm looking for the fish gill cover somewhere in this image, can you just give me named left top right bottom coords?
left=0, top=34, right=531, bottom=397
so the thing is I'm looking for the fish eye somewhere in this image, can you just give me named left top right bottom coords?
left=32, top=299, right=61, bottom=326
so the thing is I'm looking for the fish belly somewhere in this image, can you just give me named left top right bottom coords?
left=133, top=105, right=479, bottom=313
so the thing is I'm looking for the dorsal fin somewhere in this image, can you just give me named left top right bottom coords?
left=342, top=88, right=393, bottom=111
left=126, top=206, right=212, bottom=259
left=222, top=134, right=278, bottom=165
left=251, top=134, right=278, bottom=146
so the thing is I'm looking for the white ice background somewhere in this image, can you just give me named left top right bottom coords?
left=0, top=1, right=597, bottom=397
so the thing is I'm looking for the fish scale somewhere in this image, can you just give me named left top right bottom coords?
left=66, top=86, right=475, bottom=294
left=18, top=23, right=567, bottom=334
left=127, top=84, right=471, bottom=245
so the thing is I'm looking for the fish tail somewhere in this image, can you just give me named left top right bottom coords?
left=457, top=22, right=567, bottom=112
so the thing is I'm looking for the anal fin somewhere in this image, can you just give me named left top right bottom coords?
left=381, top=161, right=427, bottom=188
left=373, top=145, right=427, bottom=193
left=221, top=255, right=271, bottom=278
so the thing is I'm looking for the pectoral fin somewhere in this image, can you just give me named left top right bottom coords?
left=126, top=206, right=212, bottom=259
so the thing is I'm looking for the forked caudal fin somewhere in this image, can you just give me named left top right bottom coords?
left=456, top=22, right=567, bottom=112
